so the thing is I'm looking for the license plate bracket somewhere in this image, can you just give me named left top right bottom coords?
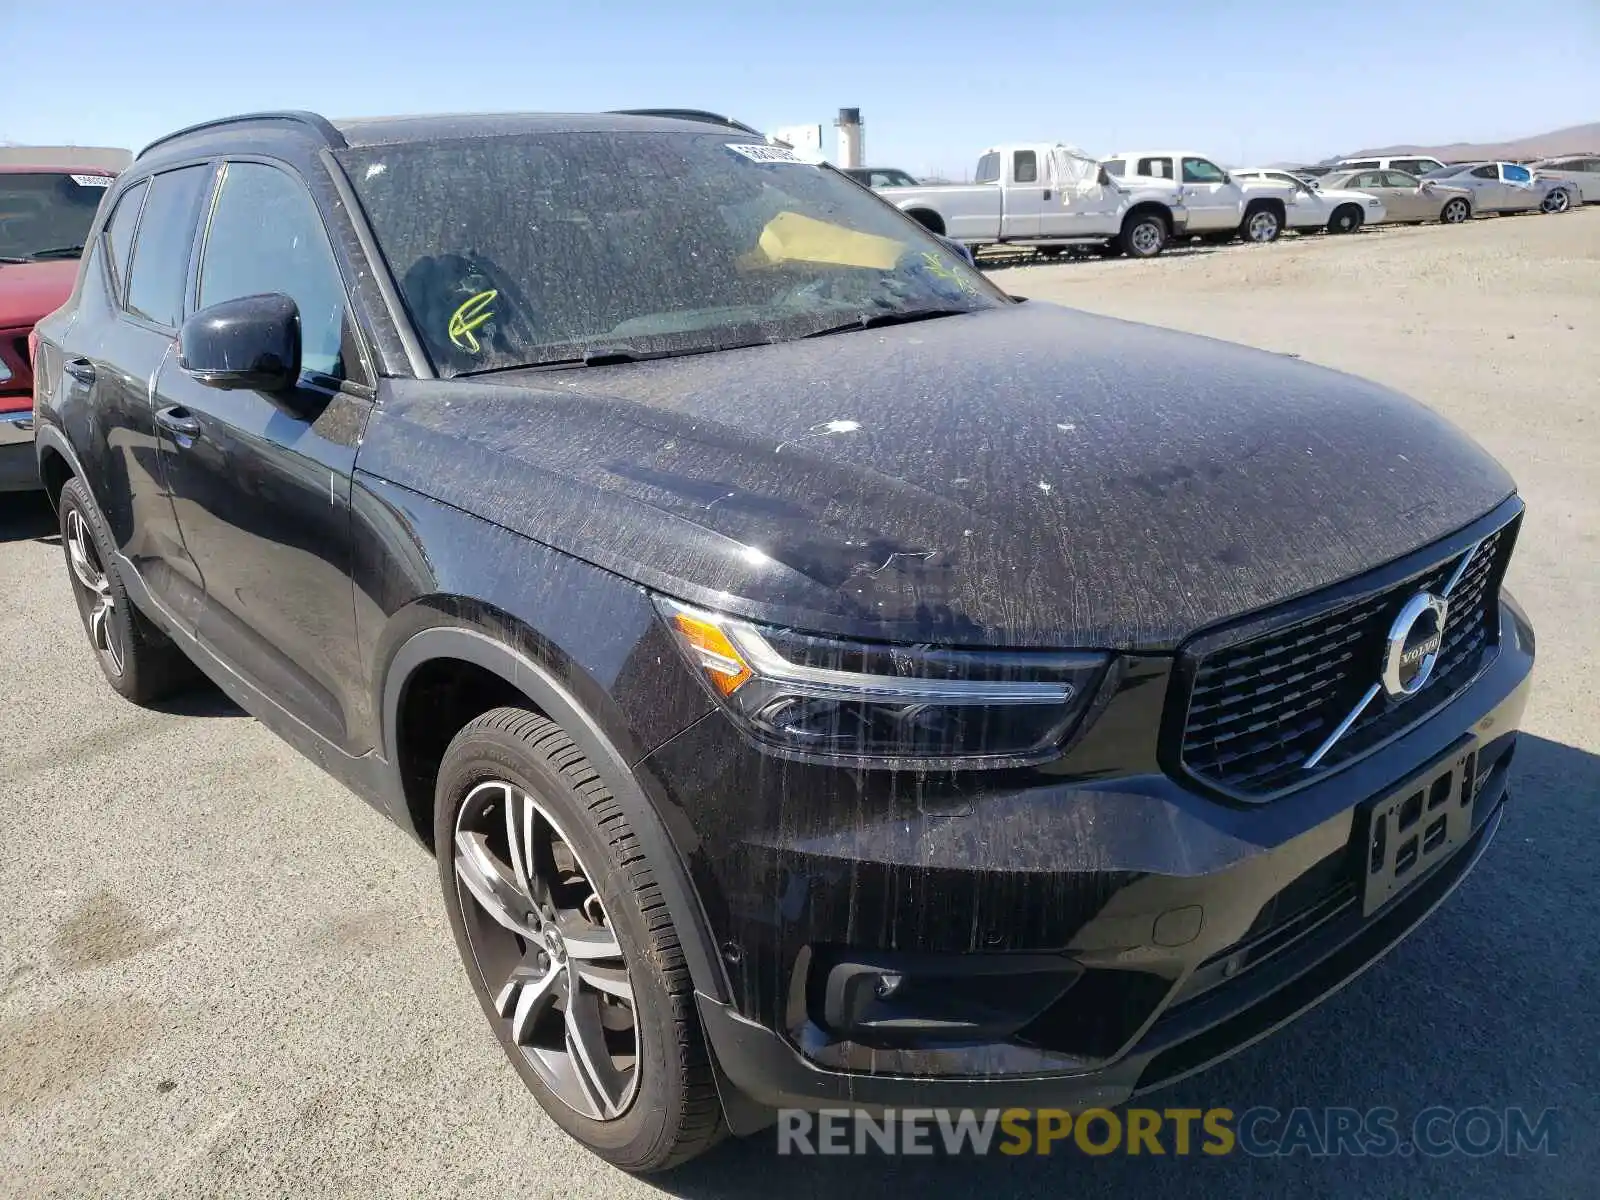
left=1359, top=740, right=1480, bottom=917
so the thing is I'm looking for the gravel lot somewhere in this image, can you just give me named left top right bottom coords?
left=2, top=209, right=1596, bottom=1199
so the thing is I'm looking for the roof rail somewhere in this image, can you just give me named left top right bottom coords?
left=608, top=108, right=763, bottom=137
left=137, top=110, right=345, bottom=161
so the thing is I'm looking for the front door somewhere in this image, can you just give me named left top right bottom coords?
left=1499, top=163, right=1539, bottom=211
left=155, top=158, right=373, bottom=751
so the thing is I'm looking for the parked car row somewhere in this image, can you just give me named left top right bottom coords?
left=859, top=142, right=1590, bottom=259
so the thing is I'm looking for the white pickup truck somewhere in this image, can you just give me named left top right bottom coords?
left=873, top=143, right=1190, bottom=258
left=1099, top=149, right=1247, bottom=238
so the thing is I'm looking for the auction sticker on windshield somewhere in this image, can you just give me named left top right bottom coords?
left=725, top=143, right=814, bottom=165
left=69, top=175, right=112, bottom=187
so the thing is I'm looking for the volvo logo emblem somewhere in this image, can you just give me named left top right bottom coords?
left=1381, top=592, right=1449, bottom=698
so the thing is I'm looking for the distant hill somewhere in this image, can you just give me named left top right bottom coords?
left=1342, top=122, right=1599, bottom=163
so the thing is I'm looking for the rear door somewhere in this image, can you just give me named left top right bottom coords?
left=1000, top=148, right=1044, bottom=237
left=154, top=158, right=373, bottom=750
left=1499, top=163, right=1539, bottom=210
left=1467, top=163, right=1504, bottom=208
left=54, top=165, right=216, bottom=629
left=1379, top=171, right=1429, bottom=220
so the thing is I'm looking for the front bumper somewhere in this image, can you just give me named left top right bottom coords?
left=639, top=594, right=1534, bottom=1113
left=0, top=408, right=38, bottom=492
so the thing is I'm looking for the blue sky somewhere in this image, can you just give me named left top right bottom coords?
left=4, top=0, right=1595, bottom=175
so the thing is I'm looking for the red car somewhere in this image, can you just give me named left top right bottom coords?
left=1, top=164, right=117, bottom=491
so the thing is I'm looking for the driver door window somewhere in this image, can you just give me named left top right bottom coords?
left=198, top=161, right=359, bottom=383
left=1181, top=157, right=1227, bottom=184
left=1136, top=157, right=1173, bottom=179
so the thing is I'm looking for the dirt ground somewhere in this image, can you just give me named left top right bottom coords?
left=1, top=208, right=1596, bottom=1199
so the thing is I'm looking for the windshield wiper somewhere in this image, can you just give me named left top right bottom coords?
left=800, top=306, right=972, bottom=339
left=24, top=245, right=86, bottom=261
left=0, top=256, right=31, bottom=265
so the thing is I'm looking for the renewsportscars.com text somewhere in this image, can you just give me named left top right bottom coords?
left=776, top=1106, right=1558, bottom=1158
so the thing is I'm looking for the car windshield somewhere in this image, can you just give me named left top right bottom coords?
left=0, top=172, right=111, bottom=262
left=337, top=132, right=1005, bottom=376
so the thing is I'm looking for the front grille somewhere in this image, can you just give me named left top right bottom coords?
left=1179, top=520, right=1514, bottom=797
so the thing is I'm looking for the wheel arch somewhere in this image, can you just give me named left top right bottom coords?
left=380, top=620, right=732, bottom=1004
left=1123, top=201, right=1173, bottom=232
left=33, top=423, right=87, bottom=514
left=902, top=206, right=946, bottom=235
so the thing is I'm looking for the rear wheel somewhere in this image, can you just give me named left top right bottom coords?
left=1440, top=197, right=1471, bottom=224
left=1242, top=206, right=1282, bottom=243
left=435, top=708, right=725, bottom=1172
left=58, top=477, right=193, bottom=704
left=1119, top=211, right=1167, bottom=258
left=1328, top=205, right=1364, bottom=234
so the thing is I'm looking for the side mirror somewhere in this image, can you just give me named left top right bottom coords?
left=179, top=293, right=301, bottom=393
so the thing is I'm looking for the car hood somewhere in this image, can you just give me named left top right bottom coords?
left=361, top=302, right=1515, bottom=650
left=0, top=260, right=78, bottom=329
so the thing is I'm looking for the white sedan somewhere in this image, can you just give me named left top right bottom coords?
left=1232, top=168, right=1386, bottom=240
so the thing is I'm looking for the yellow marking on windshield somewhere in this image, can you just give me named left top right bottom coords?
left=741, top=211, right=906, bottom=271
left=448, top=289, right=499, bottom=352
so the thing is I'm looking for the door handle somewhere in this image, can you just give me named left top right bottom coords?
left=155, top=406, right=201, bottom=439
left=64, top=357, right=96, bottom=385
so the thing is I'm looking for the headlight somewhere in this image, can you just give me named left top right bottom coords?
left=656, top=596, right=1108, bottom=768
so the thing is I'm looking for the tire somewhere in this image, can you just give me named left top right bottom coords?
left=1241, top=205, right=1282, bottom=243
left=1440, top=197, right=1471, bottom=224
left=1036, top=246, right=1064, bottom=259
left=58, top=477, right=194, bottom=704
left=1096, top=241, right=1124, bottom=258
left=1541, top=189, right=1571, bottom=214
left=1119, top=211, right=1167, bottom=258
left=434, top=707, right=725, bottom=1172
left=1328, top=205, right=1364, bottom=234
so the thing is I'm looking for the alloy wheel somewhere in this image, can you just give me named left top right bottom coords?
left=1442, top=199, right=1469, bottom=224
left=1246, top=210, right=1280, bottom=242
left=452, top=780, right=640, bottom=1121
left=1542, top=189, right=1570, bottom=214
left=65, top=508, right=124, bottom=676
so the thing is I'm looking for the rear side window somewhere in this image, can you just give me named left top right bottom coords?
left=1470, top=164, right=1498, bottom=179
left=1344, top=160, right=1378, bottom=170
left=198, top=161, right=353, bottom=380
left=1136, top=157, right=1173, bottom=178
left=103, top=181, right=147, bottom=304
left=974, top=153, right=1000, bottom=183
left=125, top=165, right=213, bottom=328
left=1013, top=150, right=1038, bottom=183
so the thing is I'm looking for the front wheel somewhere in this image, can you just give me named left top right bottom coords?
left=435, top=708, right=725, bottom=1172
left=1119, top=212, right=1167, bottom=258
left=1440, top=198, right=1471, bottom=224
left=1328, top=205, right=1364, bottom=234
left=1541, top=189, right=1572, bottom=214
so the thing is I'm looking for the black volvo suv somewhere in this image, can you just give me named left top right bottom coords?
left=32, top=109, right=1534, bottom=1171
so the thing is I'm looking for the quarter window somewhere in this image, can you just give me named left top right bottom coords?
left=1136, top=156, right=1173, bottom=179
left=1181, top=157, right=1227, bottom=184
left=125, top=165, right=213, bottom=328
left=1013, top=150, right=1038, bottom=183
left=103, top=180, right=148, bottom=305
left=1101, top=160, right=1126, bottom=177
left=198, top=162, right=353, bottom=381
